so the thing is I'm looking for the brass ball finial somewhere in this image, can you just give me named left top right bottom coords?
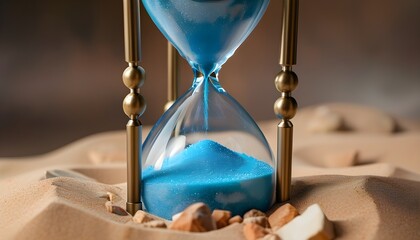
left=122, top=65, right=146, bottom=120
left=274, top=96, right=297, bottom=119
left=274, top=69, right=298, bottom=120
left=275, top=70, right=298, bottom=93
left=123, top=66, right=145, bottom=89
left=123, top=93, right=146, bottom=118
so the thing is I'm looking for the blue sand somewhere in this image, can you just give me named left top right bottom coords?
left=142, top=140, right=274, bottom=220
left=142, top=0, right=270, bottom=76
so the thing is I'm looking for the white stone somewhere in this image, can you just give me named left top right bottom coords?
left=275, top=204, right=334, bottom=240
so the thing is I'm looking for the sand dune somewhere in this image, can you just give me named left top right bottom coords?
left=1, top=174, right=419, bottom=239
left=1, top=103, right=419, bottom=239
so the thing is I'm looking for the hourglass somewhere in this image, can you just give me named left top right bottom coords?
left=121, top=0, right=300, bottom=218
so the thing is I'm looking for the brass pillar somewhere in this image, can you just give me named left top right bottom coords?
left=164, top=42, right=179, bottom=111
left=122, top=0, right=146, bottom=215
left=274, top=0, right=299, bottom=203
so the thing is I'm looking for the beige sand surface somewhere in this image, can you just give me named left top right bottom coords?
left=1, top=103, right=419, bottom=239
left=1, top=174, right=419, bottom=240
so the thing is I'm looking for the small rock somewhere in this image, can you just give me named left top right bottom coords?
left=228, top=215, right=243, bottom=225
left=142, top=220, right=167, bottom=229
left=212, top=209, right=231, bottom=229
left=275, top=204, right=335, bottom=240
left=172, top=212, right=182, bottom=221
left=322, top=149, right=359, bottom=168
left=105, top=201, right=113, bottom=212
left=243, top=223, right=269, bottom=240
left=244, top=209, right=266, bottom=219
left=132, top=210, right=154, bottom=224
left=259, top=234, right=281, bottom=240
left=105, top=201, right=128, bottom=216
left=307, top=106, right=343, bottom=133
left=106, top=192, right=115, bottom=202
left=243, top=216, right=271, bottom=228
left=268, top=203, right=299, bottom=228
left=169, top=202, right=217, bottom=232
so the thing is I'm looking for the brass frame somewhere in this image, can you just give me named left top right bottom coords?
left=164, top=42, right=179, bottom=111
left=122, top=0, right=145, bottom=215
left=121, top=0, right=299, bottom=215
left=274, top=0, right=299, bottom=203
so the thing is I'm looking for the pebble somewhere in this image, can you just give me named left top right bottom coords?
left=106, top=192, right=115, bottom=202
left=268, top=203, right=299, bottom=228
left=104, top=201, right=128, bottom=216
left=275, top=204, right=334, bottom=240
left=169, top=202, right=217, bottom=232
left=132, top=210, right=155, bottom=224
left=172, top=212, right=182, bottom=221
left=212, top=209, right=232, bottom=229
left=243, top=216, right=271, bottom=228
left=228, top=215, right=243, bottom=225
left=142, top=220, right=167, bottom=229
left=243, top=223, right=269, bottom=240
left=259, top=233, right=281, bottom=240
left=244, top=209, right=266, bottom=219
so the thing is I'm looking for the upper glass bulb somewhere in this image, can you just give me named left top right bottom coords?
left=142, top=0, right=270, bottom=76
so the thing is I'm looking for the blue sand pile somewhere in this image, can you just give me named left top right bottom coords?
left=142, top=140, right=273, bottom=219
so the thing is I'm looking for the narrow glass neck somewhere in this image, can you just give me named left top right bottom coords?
left=191, top=69, right=223, bottom=92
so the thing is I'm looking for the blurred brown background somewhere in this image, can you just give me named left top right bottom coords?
left=0, top=0, right=419, bottom=157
